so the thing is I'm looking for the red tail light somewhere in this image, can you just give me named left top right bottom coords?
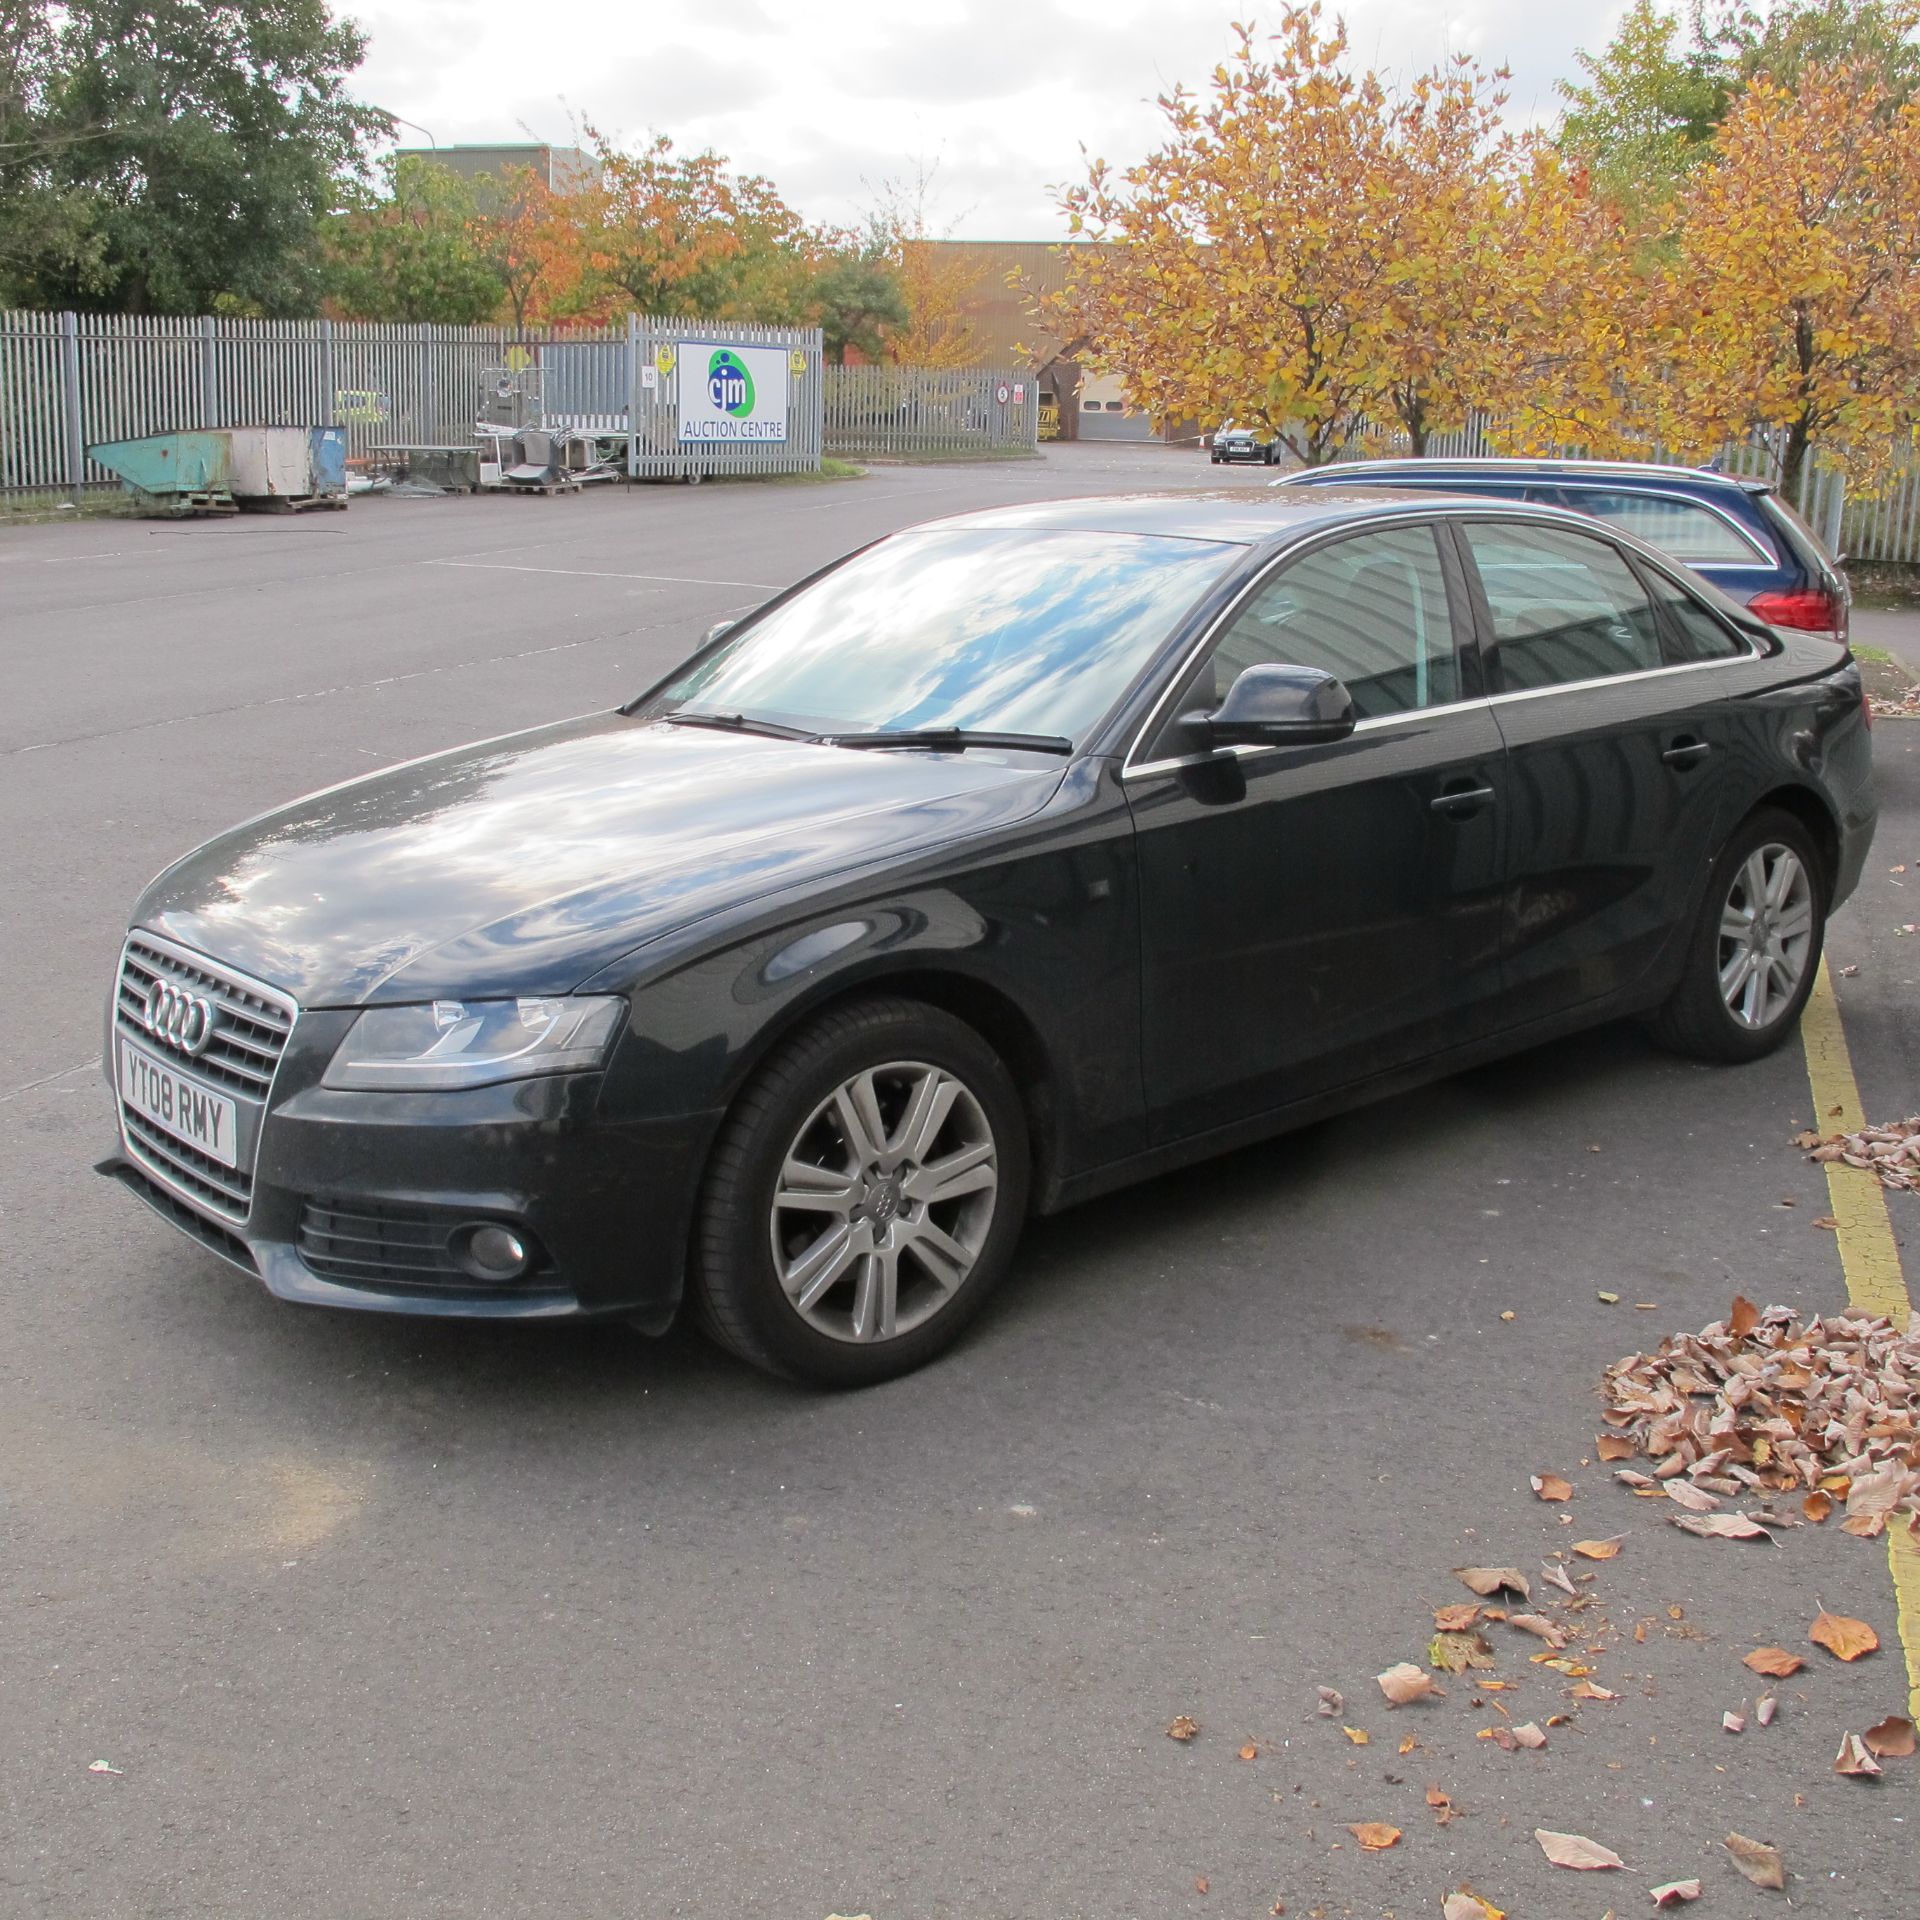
left=1748, top=587, right=1843, bottom=634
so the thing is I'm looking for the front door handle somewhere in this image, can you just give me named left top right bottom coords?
left=1662, top=737, right=1712, bottom=768
left=1430, top=783, right=1496, bottom=816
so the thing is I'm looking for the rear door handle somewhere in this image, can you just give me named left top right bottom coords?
left=1662, top=738, right=1712, bottom=767
left=1430, top=784, right=1496, bottom=815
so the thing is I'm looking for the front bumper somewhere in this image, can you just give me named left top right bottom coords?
left=102, top=1002, right=722, bottom=1328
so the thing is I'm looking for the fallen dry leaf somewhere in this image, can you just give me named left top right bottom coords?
left=1442, top=1895, right=1503, bottom=1920
left=1425, top=1784, right=1454, bottom=1824
left=1347, top=1822, right=1400, bottom=1851
left=1377, top=1662, right=1444, bottom=1706
left=1509, top=1722, right=1547, bottom=1749
left=1812, top=1214, right=1839, bottom=1230
left=1167, top=1715, right=1199, bottom=1742
left=1757, top=1693, right=1779, bottom=1726
left=1429, top=1630, right=1496, bottom=1673
left=1834, top=1732, right=1883, bottom=1778
left=1541, top=1562, right=1578, bottom=1598
left=1724, top=1832, right=1785, bottom=1890
left=1596, top=1433, right=1635, bottom=1460
left=1842, top=1512, right=1888, bottom=1537
left=1723, top=1710, right=1746, bottom=1734
left=1238, top=1740, right=1258, bottom=1762
left=1864, top=1715, right=1915, bottom=1757
left=1398, top=1734, right=1418, bottom=1754
left=1663, top=1481, right=1720, bottom=1513
left=1598, top=1289, right=1620, bottom=1304
left=1315, top=1686, right=1344, bottom=1718
left=1672, top=1511, right=1774, bottom=1541
left=1573, top=1537, right=1623, bottom=1560
left=1650, top=1878, right=1703, bottom=1905
left=1743, top=1647, right=1805, bottom=1678
left=1535, top=1828, right=1626, bottom=1871
left=1729, top=1294, right=1761, bottom=1338
left=1572, top=1680, right=1619, bottom=1701
left=1342, top=1727, right=1370, bottom=1746
left=1455, top=1566, right=1530, bottom=1599
left=1195, top=1876, right=1208, bottom=1894
left=1433, top=1602, right=1482, bottom=1632
left=1809, top=1607, right=1879, bottom=1661
left=1506, top=1613, right=1569, bottom=1648
left=1532, top=1473, right=1573, bottom=1502
left=1804, top=1489, right=1834, bottom=1523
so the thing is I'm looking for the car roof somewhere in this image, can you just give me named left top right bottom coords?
left=1289, top=456, right=1770, bottom=495
left=913, top=486, right=1478, bottom=546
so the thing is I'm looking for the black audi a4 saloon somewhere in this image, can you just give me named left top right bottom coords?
left=103, top=489, right=1876, bottom=1384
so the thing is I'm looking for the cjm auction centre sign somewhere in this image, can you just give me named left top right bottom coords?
left=677, top=341, right=790, bottom=443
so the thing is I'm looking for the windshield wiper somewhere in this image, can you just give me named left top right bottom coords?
left=662, top=708, right=818, bottom=741
left=823, top=728, right=1073, bottom=755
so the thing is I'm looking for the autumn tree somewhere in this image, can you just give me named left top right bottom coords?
left=861, top=164, right=984, bottom=368
left=470, top=165, right=598, bottom=331
left=1656, top=57, right=1920, bottom=492
left=1041, top=7, right=1548, bottom=462
left=810, top=252, right=908, bottom=364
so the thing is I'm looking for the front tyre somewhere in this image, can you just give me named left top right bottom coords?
left=1647, top=808, right=1827, bottom=1063
left=690, top=998, right=1030, bottom=1385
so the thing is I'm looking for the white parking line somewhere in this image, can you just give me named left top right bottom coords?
left=427, top=559, right=777, bottom=590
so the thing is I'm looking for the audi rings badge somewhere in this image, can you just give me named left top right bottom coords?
left=144, top=979, right=218, bottom=1056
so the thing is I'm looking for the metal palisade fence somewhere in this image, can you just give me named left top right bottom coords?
left=0, top=310, right=827, bottom=492
left=823, top=365, right=1040, bottom=458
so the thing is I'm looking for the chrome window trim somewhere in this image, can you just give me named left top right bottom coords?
left=1120, top=504, right=1763, bottom=783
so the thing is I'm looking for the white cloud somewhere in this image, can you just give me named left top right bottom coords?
left=343, top=0, right=1633, bottom=237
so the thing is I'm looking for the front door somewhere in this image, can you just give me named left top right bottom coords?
left=1127, top=522, right=1510, bottom=1144
left=1455, top=517, right=1739, bottom=1024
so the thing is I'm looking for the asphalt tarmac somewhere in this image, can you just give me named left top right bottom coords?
left=2, top=446, right=1916, bottom=1918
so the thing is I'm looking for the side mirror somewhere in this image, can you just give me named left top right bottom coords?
left=702, top=618, right=738, bottom=646
left=1188, top=663, right=1355, bottom=748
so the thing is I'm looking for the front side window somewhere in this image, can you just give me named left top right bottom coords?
left=1196, top=525, right=1461, bottom=723
left=644, top=528, right=1239, bottom=743
left=1462, top=522, right=1664, bottom=692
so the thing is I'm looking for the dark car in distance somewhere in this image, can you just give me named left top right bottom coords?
left=103, top=488, right=1876, bottom=1385
left=1275, top=456, right=1850, bottom=639
left=1211, top=421, right=1283, bottom=465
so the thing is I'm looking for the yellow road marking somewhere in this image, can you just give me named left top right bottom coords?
left=1800, top=956, right=1920, bottom=1715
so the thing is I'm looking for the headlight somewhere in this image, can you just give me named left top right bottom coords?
left=322, top=996, right=624, bottom=1091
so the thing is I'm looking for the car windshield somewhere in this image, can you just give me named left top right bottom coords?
left=641, top=527, right=1239, bottom=743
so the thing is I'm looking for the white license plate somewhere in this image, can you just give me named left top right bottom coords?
left=119, top=1039, right=239, bottom=1167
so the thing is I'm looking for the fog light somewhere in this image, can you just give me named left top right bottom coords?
left=452, top=1222, right=531, bottom=1282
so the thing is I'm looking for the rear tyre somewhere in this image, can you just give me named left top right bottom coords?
left=690, top=998, right=1030, bottom=1386
left=1646, top=808, right=1827, bottom=1064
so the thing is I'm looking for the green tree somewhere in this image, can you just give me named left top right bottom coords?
left=321, top=154, right=505, bottom=324
left=21, top=0, right=388, bottom=315
left=810, top=253, right=908, bottom=364
left=1558, top=0, right=1727, bottom=211
left=0, top=1, right=105, bottom=302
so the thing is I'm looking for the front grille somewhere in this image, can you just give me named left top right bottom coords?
left=116, top=934, right=294, bottom=1098
left=113, top=931, right=297, bottom=1227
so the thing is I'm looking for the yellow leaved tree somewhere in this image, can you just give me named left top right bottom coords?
left=1657, top=58, right=1920, bottom=493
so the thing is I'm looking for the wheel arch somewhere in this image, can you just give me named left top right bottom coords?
left=1740, top=783, right=1841, bottom=894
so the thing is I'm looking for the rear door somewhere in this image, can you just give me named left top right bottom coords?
left=1454, top=516, right=1743, bottom=1024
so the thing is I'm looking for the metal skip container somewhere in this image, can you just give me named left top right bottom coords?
left=88, top=426, right=348, bottom=516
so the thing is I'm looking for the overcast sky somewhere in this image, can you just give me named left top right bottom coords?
left=345, top=0, right=1634, bottom=239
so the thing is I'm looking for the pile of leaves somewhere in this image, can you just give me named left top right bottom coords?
left=1600, top=1297, right=1920, bottom=1538
left=1867, top=684, right=1920, bottom=721
left=1799, top=1116, right=1920, bottom=1193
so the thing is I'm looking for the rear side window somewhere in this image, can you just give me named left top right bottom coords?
left=1551, top=489, right=1768, bottom=565
left=1642, top=567, right=1749, bottom=663
left=1462, top=522, right=1664, bottom=691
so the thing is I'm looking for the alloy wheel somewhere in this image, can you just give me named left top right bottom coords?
left=1717, top=842, right=1815, bottom=1030
left=769, top=1060, right=999, bottom=1343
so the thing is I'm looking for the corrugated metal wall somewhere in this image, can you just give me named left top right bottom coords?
left=0, top=311, right=827, bottom=492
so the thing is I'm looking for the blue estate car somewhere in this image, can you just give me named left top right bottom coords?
left=1275, top=458, right=1849, bottom=639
